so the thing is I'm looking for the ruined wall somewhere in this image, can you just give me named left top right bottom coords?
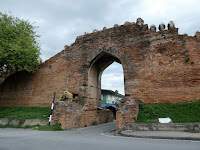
left=1, top=19, right=199, bottom=107
left=0, top=18, right=199, bottom=131
left=52, top=101, right=113, bottom=129
left=0, top=50, right=74, bottom=107
left=116, top=99, right=139, bottom=131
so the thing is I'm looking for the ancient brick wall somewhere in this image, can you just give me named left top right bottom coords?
left=52, top=101, right=113, bottom=129
left=2, top=22, right=199, bottom=107
left=116, top=99, right=139, bottom=132
left=0, top=19, right=200, bottom=131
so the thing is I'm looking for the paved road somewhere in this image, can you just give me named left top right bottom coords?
left=0, top=121, right=200, bottom=150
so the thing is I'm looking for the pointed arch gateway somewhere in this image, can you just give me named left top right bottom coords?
left=87, top=51, right=123, bottom=110
left=1, top=18, right=199, bottom=132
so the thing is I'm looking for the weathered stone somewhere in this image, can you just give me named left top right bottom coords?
left=168, top=20, right=175, bottom=29
left=143, top=24, right=148, bottom=30
left=22, top=119, right=48, bottom=127
left=64, top=45, right=69, bottom=49
left=114, top=24, right=118, bottom=27
left=159, top=22, right=165, bottom=31
left=124, top=21, right=131, bottom=26
left=51, top=101, right=113, bottom=130
left=93, top=29, right=98, bottom=33
left=195, top=31, right=200, bottom=41
left=0, top=118, right=9, bottom=125
left=150, top=24, right=156, bottom=31
left=103, top=27, right=107, bottom=30
left=136, top=18, right=144, bottom=26
left=9, top=119, right=20, bottom=126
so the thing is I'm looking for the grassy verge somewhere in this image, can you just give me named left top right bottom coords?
left=0, top=123, right=63, bottom=131
left=24, top=123, right=64, bottom=131
left=0, top=107, right=51, bottom=122
left=0, top=107, right=63, bottom=131
left=136, top=100, right=200, bottom=123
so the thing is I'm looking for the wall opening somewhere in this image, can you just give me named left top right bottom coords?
left=101, top=62, right=124, bottom=95
left=88, top=52, right=124, bottom=119
left=101, top=62, right=124, bottom=118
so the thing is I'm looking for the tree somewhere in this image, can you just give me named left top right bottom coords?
left=0, top=12, right=41, bottom=84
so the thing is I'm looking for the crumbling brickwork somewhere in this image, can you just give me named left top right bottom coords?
left=116, top=99, right=139, bottom=131
left=0, top=19, right=199, bottom=131
left=52, top=102, right=113, bottom=129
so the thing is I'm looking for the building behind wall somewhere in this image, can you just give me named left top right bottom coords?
left=101, top=89, right=123, bottom=108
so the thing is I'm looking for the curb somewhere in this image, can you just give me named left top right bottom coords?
left=120, top=131, right=200, bottom=141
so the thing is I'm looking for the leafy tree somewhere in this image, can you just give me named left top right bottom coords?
left=0, top=12, right=41, bottom=84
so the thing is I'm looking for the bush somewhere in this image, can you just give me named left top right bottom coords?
left=184, top=57, right=190, bottom=63
left=91, top=121, right=97, bottom=126
left=136, top=100, right=200, bottom=123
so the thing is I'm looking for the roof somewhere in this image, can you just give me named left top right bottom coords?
left=101, top=104, right=116, bottom=108
left=101, top=89, right=124, bottom=97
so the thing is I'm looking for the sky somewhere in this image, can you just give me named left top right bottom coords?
left=0, top=0, right=200, bottom=95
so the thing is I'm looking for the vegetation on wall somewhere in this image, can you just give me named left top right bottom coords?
left=60, top=91, right=73, bottom=102
left=78, top=94, right=86, bottom=105
left=136, top=100, right=200, bottom=123
left=184, top=57, right=190, bottom=63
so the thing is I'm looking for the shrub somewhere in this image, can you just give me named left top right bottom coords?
left=136, top=100, right=200, bottom=123
left=184, top=57, right=190, bottom=63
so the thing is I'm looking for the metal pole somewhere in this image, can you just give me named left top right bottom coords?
left=49, top=92, right=56, bottom=126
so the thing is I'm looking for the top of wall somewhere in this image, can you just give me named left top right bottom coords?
left=43, top=17, right=200, bottom=66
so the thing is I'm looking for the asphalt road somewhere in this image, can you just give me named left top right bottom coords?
left=0, top=121, right=200, bottom=150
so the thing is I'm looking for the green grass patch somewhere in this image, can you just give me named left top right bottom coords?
left=0, top=107, right=64, bottom=131
left=24, top=123, right=63, bottom=131
left=0, top=107, right=51, bottom=122
left=0, top=123, right=63, bottom=131
left=136, top=100, right=200, bottom=123
left=91, top=121, right=97, bottom=126
left=0, top=124, right=22, bottom=128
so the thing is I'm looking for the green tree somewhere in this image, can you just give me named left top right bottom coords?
left=0, top=12, right=41, bottom=84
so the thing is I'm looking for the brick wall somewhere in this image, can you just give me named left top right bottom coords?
left=0, top=20, right=200, bottom=131
left=52, top=101, right=113, bottom=129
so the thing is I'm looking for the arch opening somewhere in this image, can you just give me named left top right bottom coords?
left=88, top=52, right=124, bottom=111
left=101, top=62, right=124, bottom=118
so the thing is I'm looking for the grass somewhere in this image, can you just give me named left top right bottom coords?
left=0, top=107, right=63, bottom=131
left=184, top=130, right=200, bottom=133
left=136, top=100, right=200, bottom=123
left=0, top=123, right=63, bottom=131
left=24, top=123, right=64, bottom=131
left=0, top=107, right=51, bottom=122
left=91, top=121, right=97, bottom=126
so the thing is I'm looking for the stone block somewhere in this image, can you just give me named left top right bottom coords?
left=0, top=118, right=9, bottom=125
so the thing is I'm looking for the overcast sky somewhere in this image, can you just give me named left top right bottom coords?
left=1, top=0, right=200, bottom=95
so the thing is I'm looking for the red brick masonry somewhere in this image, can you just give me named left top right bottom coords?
left=0, top=20, right=199, bottom=131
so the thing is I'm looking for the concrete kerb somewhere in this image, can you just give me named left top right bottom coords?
left=120, top=130, right=200, bottom=141
left=0, top=118, right=48, bottom=127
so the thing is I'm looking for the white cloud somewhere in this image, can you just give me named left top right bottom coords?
left=101, top=62, right=124, bottom=95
